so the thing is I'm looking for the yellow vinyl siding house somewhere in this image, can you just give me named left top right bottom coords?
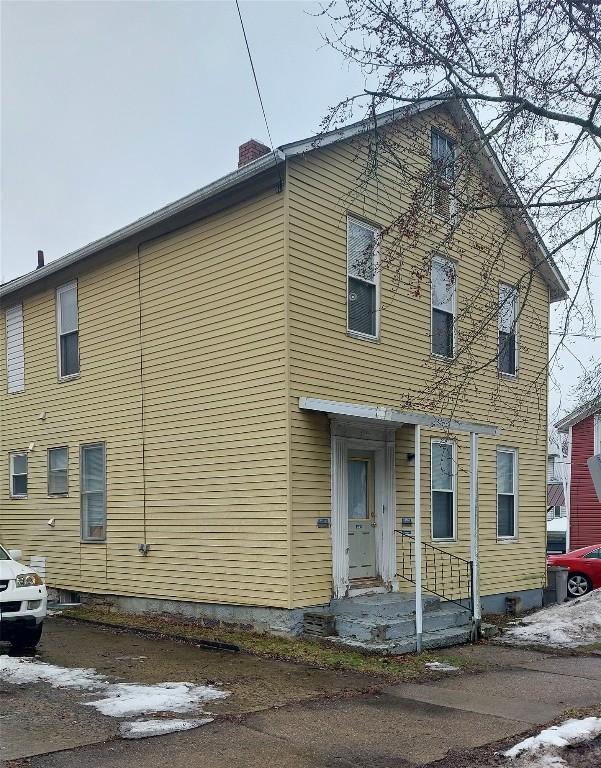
left=0, top=100, right=568, bottom=648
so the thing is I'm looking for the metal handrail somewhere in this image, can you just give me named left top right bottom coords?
left=394, top=530, right=474, bottom=616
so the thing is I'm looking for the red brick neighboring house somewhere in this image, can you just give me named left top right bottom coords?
left=556, top=394, right=601, bottom=550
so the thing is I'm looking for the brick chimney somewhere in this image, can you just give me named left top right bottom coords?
left=238, top=139, right=270, bottom=168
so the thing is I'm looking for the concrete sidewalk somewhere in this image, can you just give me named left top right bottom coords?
left=3, top=620, right=601, bottom=767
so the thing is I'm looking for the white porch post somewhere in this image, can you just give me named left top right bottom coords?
left=414, top=424, right=423, bottom=651
left=331, top=431, right=348, bottom=598
left=469, top=431, right=481, bottom=626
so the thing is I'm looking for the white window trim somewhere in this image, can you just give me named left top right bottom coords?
left=56, top=281, right=80, bottom=381
left=431, top=129, right=457, bottom=224
left=80, top=442, right=107, bottom=543
left=498, top=283, right=519, bottom=378
left=497, top=447, right=519, bottom=540
left=594, top=415, right=601, bottom=455
left=346, top=216, right=380, bottom=341
left=47, top=446, right=69, bottom=498
left=9, top=451, right=28, bottom=499
left=430, top=255, right=457, bottom=360
left=430, top=438, right=457, bottom=542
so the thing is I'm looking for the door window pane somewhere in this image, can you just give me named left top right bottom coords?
left=348, top=459, right=369, bottom=519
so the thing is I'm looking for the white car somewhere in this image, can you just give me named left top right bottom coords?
left=0, top=545, right=47, bottom=650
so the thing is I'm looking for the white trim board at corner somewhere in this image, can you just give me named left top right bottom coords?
left=299, top=397, right=500, bottom=436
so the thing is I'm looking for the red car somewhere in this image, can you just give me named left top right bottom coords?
left=548, top=545, right=601, bottom=598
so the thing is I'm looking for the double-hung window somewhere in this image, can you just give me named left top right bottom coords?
left=498, top=284, right=518, bottom=376
left=431, top=257, right=456, bottom=358
left=57, top=282, right=79, bottom=379
left=5, top=304, right=25, bottom=394
left=594, top=415, right=601, bottom=455
left=431, top=440, right=455, bottom=540
left=48, top=447, right=69, bottom=496
left=431, top=130, right=455, bottom=220
left=497, top=448, right=518, bottom=539
left=81, top=443, right=106, bottom=541
left=10, top=452, right=28, bottom=498
left=347, top=216, right=379, bottom=339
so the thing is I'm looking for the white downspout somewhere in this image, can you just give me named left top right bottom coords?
left=469, top=431, right=481, bottom=629
left=414, top=424, right=423, bottom=652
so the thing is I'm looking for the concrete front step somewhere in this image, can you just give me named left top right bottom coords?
left=336, top=607, right=472, bottom=642
left=329, top=624, right=474, bottom=655
left=328, top=593, right=441, bottom=619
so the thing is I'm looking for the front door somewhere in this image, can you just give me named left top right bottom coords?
left=347, top=452, right=377, bottom=580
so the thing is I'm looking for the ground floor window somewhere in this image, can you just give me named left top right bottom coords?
left=48, top=446, right=69, bottom=496
left=9, top=452, right=28, bottom=498
left=81, top=442, right=106, bottom=541
left=431, top=440, right=455, bottom=540
left=497, top=448, right=518, bottom=538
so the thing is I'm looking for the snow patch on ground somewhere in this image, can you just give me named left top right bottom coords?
left=502, top=589, right=601, bottom=647
left=503, top=717, right=601, bottom=767
left=425, top=661, right=459, bottom=672
left=120, top=718, right=213, bottom=739
left=0, top=655, right=229, bottom=739
left=86, top=681, right=228, bottom=718
left=0, top=656, right=106, bottom=690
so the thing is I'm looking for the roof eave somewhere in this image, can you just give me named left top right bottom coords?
left=0, top=150, right=285, bottom=300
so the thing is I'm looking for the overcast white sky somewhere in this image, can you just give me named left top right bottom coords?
left=1, top=1, right=598, bottom=419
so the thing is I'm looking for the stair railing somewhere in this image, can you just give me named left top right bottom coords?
left=395, top=530, right=474, bottom=616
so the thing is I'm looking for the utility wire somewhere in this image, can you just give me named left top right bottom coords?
left=235, top=0, right=283, bottom=188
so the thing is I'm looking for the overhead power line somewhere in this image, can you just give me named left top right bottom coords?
left=235, top=0, right=282, bottom=188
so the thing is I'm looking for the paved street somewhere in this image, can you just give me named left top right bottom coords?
left=2, top=618, right=601, bottom=767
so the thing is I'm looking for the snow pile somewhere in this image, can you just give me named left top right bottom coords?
left=503, top=717, right=601, bottom=767
left=502, top=589, right=601, bottom=648
left=120, top=718, right=213, bottom=739
left=0, top=655, right=228, bottom=738
left=425, top=661, right=459, bottom=672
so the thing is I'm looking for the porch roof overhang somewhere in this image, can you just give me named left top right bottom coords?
left=299, top=397, right=500, bottom=436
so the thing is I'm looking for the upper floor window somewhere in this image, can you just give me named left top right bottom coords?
left=431, top=257, right=456, bottom=358
left=431, top=130, right=455, bottom=220
left=498, top=284, right=518, bottom=376
left=431, top=440, right=456, bottom=540
left=81, top=442, right=106, bottom=542
left=497, top=448, right=518, bottom=538
left=10, top=452, right=28, bottom=498
left=5, top=304, right=25, bottom=394
left=56, top=282, right=79, bottom=379
left=347, top=217, right=379, bottom=339
left=48, top=446, right=69, bottom=496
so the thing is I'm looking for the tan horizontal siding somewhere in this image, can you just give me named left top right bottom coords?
left=287, top=109, right=549, bottom=607
left=1, top=181, right=289, bottom=608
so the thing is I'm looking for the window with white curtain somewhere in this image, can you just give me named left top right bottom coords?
left=57, top=282, right=79, bottom=379
left=347, top=216, right=379, bottom=338
left=81, top=443, right=106, bottom=541
left=498, top=284, right=518, bottom=375
left=497, top=448, right=518, bottom=538
left=431, top=257, right=456, bottom=358
left=431, top=440, right=456, bottom=540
